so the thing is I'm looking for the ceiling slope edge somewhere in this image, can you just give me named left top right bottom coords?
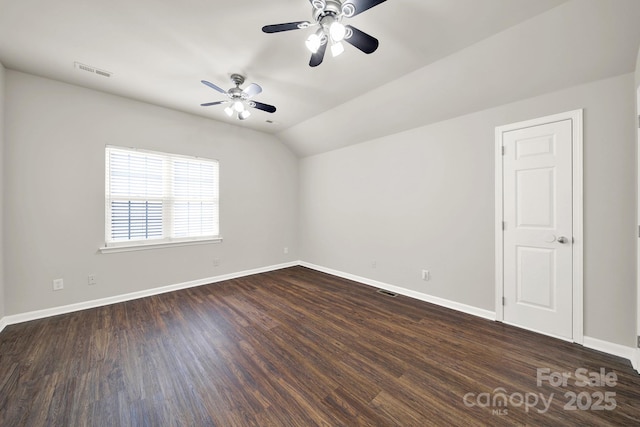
left=278, top=0, right=640, bottom=158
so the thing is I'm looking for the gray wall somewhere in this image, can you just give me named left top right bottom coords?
left=4, top=70, right=298, bottom=315
left=300, top=73, right=637, bottom=347
left=636, top=46, right=640, bottom=87
left=0, top=62, right=5, bottom=320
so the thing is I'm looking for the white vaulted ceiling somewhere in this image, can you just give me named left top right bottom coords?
left=1, top=0, right=640, bottom=156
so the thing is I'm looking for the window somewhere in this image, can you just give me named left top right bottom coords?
left=104, top=146, right=220, bottom=250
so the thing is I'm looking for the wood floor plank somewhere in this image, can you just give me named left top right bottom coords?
left=1, top=266, right=640, bottom=426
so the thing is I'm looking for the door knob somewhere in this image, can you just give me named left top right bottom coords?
left=557, top=236, right=569, bottom=244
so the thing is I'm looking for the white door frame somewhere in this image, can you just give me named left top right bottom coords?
left=495, top=109, right=584, bottom=344
left=636, top=85, right=640, bottom=372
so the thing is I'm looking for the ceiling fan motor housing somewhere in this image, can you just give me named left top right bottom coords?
left=229, top=74, right=246, bottom=99
left=314, top=0, right=340, bottom=22
left=230, top=73, right=245, bottom=87
left=313, top=0, right=356, bottom=19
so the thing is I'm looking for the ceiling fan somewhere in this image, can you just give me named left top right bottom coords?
left=262, top=0, right=386, bottom=67
left=200, top=74, right=276, bottom=120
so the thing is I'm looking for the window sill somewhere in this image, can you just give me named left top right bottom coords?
left=99, top=237, right=223, bottom=254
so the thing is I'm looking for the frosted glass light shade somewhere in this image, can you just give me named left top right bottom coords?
left=329, top=22, right=346, bottom=42
left=331, top=41, right=344, bottom=57
left=306, top=33, right=322, bottom=53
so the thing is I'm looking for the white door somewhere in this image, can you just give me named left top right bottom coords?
left=502, top=119, right=573, bottom=339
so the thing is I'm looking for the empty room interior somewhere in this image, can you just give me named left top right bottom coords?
left=2, top=0, right=640, bottom=425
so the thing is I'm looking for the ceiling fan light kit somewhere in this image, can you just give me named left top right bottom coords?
left=305, top=31, right=323, bottom=53
left=262, top=0, right=386, bottom=66
left=200, top=73, right=276, bottom=121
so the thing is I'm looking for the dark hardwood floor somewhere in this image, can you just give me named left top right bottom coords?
left=1, top=266, right=639, bottom=426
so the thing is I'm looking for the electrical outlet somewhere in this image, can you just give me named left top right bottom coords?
left=283, top=247, right=289, bottom=254
left=212, top=258, right=220, bottom=267
left=88, top=274, right=97, bottom=286
left=421, top=270, right=430, bottom=281
left=53, top=278, right=64, bottom=291
left=372, top=261, right=377, bottom=269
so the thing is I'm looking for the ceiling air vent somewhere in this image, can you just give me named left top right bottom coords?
left=74, top=62, right=112, bottom=78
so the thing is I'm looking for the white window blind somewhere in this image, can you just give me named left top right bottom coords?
left=105, top=146, right=219, bottom=248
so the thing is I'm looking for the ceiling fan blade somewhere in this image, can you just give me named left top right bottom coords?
left=250, top=101, right=277, bottom=113
left=341, top=0, right=387, bottom=17
left=344, top=25, right=379, bottom=54
left=243, top=83, right=262, bottom=98
left=200, top=101, right=227, bottom=107
left=262, top=22, right=309, bottom=33
left=201, top=80, right=226, bottom=94
left=309, top=42, right=327, bottom=67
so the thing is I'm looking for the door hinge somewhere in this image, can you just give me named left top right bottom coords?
left=637, top=336, right=640, bottom=348
left=638, top=225, right=640, bottom=238
left=501, top=146, right=505, bottom=155
left=502, top=296, right=506, bottom=306
left=502, top=221, right=506, bottom=231
left=638, top=115, right=640, bottom=129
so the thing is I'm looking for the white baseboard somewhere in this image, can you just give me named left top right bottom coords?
left=583, top=336, right=637, bottom=368
left=0, top=261, right=298, bottom=331
left=301, top=262, right=639, bottom=371
left=299, top=261, right=496, bottom=321
left=1, top=260, right=637, bottom=374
